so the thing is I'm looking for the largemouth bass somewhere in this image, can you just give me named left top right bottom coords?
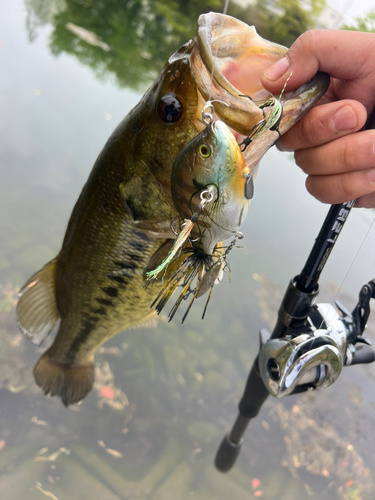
left=16, top=13, right=329, bottom=406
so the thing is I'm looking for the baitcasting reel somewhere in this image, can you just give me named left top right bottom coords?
left=258, top=281, right=375, bottom=398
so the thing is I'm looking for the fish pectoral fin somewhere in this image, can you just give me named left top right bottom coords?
left=119, top=176, right=173, bottom=233
left=16, top=258, right=60, bottom=346
left=127, top=311, right=159, bottom=330
left=119, top=177, right=146, bottom=222
left=134, top=219, right=176, bottom=238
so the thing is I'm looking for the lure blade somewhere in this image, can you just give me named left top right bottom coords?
left=196, top=260, right=223, bottom=299
left=244, top=174, right=254, bottom=200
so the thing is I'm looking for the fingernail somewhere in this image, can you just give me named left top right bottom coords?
left=331, top=105, right=357, bottom=132
left=263, top=57, right=290, bottom=81
left=367, top=167, right=375, bottom=182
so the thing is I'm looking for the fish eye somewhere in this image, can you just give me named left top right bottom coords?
left=198, top=144, right=211, bottom=158
left=157, top=93, right=182, bottom=123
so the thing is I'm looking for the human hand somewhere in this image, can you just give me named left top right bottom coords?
left=261, top=30, right=375, bottom=208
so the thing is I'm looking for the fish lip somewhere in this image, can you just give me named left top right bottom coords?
left=191, top=13, right=329, bottom=137
left=279, top=71, right=330, bottom=132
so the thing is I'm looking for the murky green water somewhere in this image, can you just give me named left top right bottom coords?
left=2, top=1, right=375, bottom=499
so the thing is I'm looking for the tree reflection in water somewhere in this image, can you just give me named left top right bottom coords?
left=24, top=0, right=325, bottom=90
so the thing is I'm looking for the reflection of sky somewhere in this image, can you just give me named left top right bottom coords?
left=328, top=0, right=375, bottom=22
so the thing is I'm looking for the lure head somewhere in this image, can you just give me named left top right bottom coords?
left=172, top=120, right=251, bottom=254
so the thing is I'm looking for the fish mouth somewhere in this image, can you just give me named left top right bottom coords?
left=191, top=13, right=329, bottom=137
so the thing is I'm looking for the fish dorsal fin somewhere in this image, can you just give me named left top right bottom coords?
left=16, top=258, right=60, bottom=346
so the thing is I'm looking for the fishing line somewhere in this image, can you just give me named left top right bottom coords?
left=315, top=211, right=375, bottom=334
left=334, top=213, right=375, bottom=302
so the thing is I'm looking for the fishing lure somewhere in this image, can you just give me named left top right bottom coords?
left=239, top=72, right=293, bottom=152
left=147, top=103, right=252, bottom=322
left=146, top=185, right=217, bottom=281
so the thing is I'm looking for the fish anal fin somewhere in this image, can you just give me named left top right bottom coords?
left=127, top=311, right=159, bottom=330
left=16, top=258, right=60, bottom=346
left=136, top=219, right=176, bottom=239
left=33, top=352, right=94, bottom=407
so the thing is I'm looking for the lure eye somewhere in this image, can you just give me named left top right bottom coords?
left=198, top=144, right=211, bottom=158
left=157, top=93, right=182, bottom=123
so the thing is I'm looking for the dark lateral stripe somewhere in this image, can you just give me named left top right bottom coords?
left=120, top=269, right=134, bottom=279
left=102, top=286, right=118, bottom=297
left=126, top=253, right=143, bottom=262
left=96, top=298, right=113, bottom=306
left=68, top=319, right=96, bottom=358
left=129, top=239, right=147, bottom=252
left=108, top=274, right=128, bottom=285
left=114, top=261, right=136, bottom=269
left=133, top=230, right=150, bottom=242
left=90, top=306, right=107, bottom=315
left=114, top=261, right=137, bottom=276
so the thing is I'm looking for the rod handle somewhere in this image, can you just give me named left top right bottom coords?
left=214, top=433, right=243, bottom=472
left=238, top=357, right=270, bottom=418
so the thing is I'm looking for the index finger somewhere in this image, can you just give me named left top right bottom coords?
left=278, top=99, right=366, bottom=152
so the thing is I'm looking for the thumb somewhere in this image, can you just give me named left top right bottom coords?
left=261, top=29, right=375, bottom=96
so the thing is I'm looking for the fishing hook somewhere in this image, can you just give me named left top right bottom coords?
left=170, top=214, right=180, bottom=236
left=202, top=102, right=214, bottom=126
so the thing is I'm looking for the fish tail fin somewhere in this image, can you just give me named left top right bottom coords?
left=33, top=352, right=94, bottom=407
left=16, top=258, right=60, bottom=346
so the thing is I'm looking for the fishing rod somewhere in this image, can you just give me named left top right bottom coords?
left=215, top=112, right=375, bottom=472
